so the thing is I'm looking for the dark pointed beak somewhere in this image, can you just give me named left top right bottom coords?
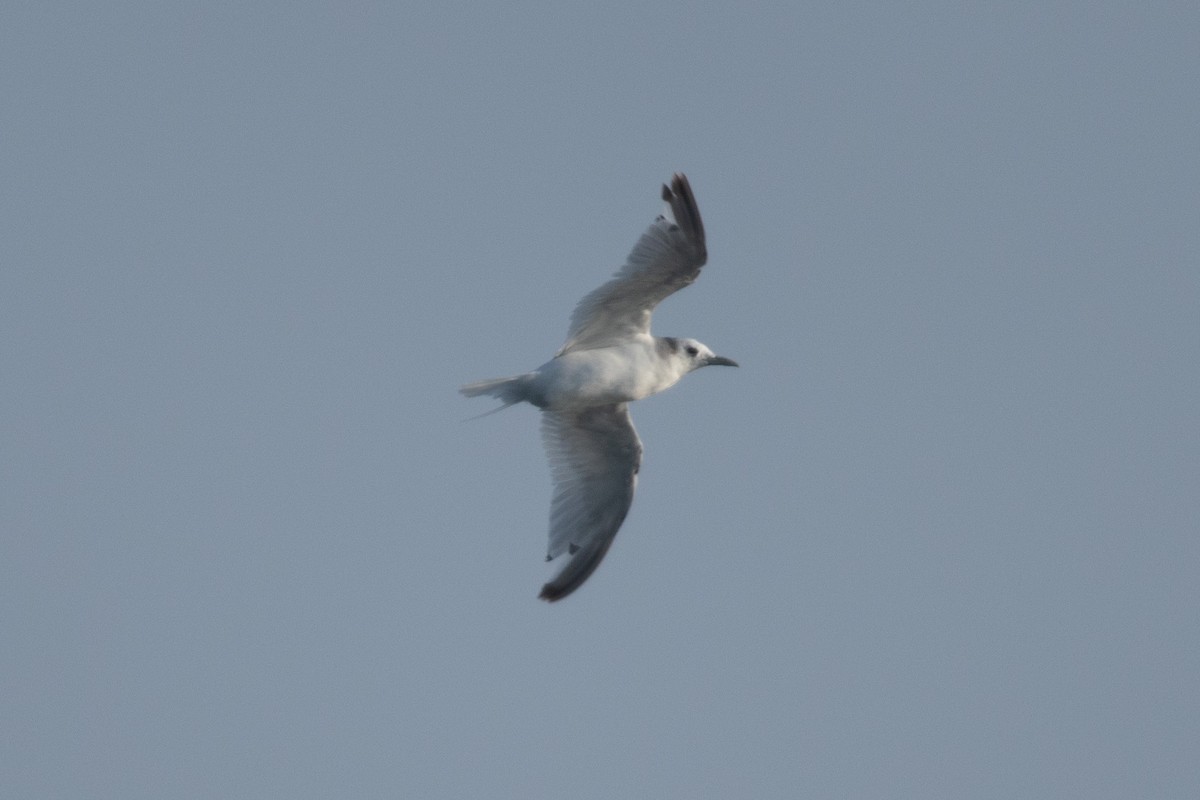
left=706, top=355, right=739, bottom=368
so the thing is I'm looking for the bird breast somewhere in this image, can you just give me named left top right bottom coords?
left=535, top=342, right=683, bottom=409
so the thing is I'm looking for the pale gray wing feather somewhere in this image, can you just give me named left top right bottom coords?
left=558, top=174, right=707, bottom=354
left=539, top=404, right=643, bottom=601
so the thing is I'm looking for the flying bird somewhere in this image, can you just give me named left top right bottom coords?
left=461, top=174, right=737, bottom=601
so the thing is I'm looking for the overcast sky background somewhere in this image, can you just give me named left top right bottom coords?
left=3, top=3, right=1198, bottom=798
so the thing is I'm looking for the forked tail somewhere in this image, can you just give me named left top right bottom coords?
left=459, top=373, right=537, bottom=412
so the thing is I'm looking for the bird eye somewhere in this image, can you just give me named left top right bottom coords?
left=685, top=346, right=699, bottom=356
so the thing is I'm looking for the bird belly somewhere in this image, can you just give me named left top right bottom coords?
left=535, top=346, right=674, bottom=409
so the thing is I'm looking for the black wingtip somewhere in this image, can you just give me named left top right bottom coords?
left=662, top=173, right=689, bottom=200
left=660, top=172, right=705, bottom=263
left=539, top=578, right=577, bottom=602
left=537, top=536, right=617, bottom=602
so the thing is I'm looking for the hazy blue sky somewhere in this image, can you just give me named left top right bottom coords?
left=3, top=3, right=1197, bottom=798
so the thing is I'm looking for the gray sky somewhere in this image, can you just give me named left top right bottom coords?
left=3, top=3, right=1197, bottom=798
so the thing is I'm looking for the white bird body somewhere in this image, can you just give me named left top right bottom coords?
left=461, top=174, right=736, bottom=601
left=532, top=336, right=692, bottom=409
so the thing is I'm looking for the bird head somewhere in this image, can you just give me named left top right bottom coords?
left=674, top=337, right=739, bottom=371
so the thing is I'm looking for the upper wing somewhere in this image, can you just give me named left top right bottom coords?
left=558, top=173, right=707, bottom=354
left=539, top=404, right=643, bottom=601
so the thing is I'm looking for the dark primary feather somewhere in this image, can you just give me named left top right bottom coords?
left=538, top=532, right=617, bottom=602
left=558, top=174, right=708, bottom=354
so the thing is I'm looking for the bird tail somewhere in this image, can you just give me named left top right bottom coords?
left=459, top=373, right=537, bottom=413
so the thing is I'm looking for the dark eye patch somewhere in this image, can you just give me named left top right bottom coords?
left=686, top=345, right=699, bottom=356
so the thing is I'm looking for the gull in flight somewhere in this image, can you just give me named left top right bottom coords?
left=461, top=174, right=737, bottom=601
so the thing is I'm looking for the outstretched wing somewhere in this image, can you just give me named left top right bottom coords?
left=558, top=173, right=707, bottom=354
left=539, top=404, right=643, bottom=601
